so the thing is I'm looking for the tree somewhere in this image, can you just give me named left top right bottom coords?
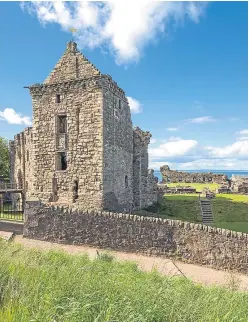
left=0, top=137, right=10, bottom=178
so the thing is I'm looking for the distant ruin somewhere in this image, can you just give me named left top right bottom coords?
left=160, top=165, right=228, bottom=184
left=231, top=175, right=248, bottom=194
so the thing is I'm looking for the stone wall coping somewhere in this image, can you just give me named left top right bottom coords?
left=25, top=74, right=127, bottom=100
left=25, top=200, right=248, bottom=240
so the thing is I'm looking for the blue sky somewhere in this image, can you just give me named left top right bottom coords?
left=0, top=1, right=248, bottom=170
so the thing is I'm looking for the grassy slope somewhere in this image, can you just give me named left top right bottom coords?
left=0, top=241, right=247, bottom=322
left=137, top=193, right=248, bottom=233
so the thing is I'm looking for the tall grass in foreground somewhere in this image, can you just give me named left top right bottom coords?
left=0, top=241, right=247, bottom=322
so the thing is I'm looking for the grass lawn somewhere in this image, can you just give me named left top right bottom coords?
left=0, top=212, right=23, bottom=221
left=135, top=193, right=248, bottom=233
left=166, top=182, right=220, bottom=192
left=0, top=241, right=247, bottom=321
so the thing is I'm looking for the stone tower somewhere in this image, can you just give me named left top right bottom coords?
left=10, top=41, right=158, bottom=212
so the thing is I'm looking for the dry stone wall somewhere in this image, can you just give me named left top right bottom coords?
left=161, top=165, right=228, bottom=184
left=24, top=200, right=248, bottom=274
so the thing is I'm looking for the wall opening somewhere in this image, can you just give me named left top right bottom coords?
left=26, top=150, right=29, bottom=162
left=118, top=99, right=121, bottom=109
left=193, top=176, right=196, bottom=182
left=57, top=152, right=67, bottom=170
left=125, top=175, right=128, bottom=188
left=178, top=177, right=182, bottom=182
left=26, top=181, right=28, bottom=191
left=72, top=180, right=79, bottom=202
left=57, top=115, right=67, bottom=134
left=56, top=94, right=61, bottom=103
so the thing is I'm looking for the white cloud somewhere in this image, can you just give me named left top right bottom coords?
left=185, top=116, right=216, bottom=124
left=150, top=138, right=157, bottom=144
left=149, top=161, right=173, bottom=170
left=21, top=1, right=207, bottom=64
left=148, top=135, right=248, bottom=171
left=238, top=129, right=248, bottom=136
left=127, top=96, right=143, bottom=114
left=206, top=140, right=248, bottom=159
left=149, top=137, right=198, bottom=159
left=178, top=159, right=248, bottom=171
left=0, top=108, right=32, bottom=126
left=166, top=127, right=178, bottom=131
left=235, top=129, right=248, bottom=141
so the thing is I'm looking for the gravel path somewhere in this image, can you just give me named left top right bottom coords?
left=14, top=236, right=248, bottom=292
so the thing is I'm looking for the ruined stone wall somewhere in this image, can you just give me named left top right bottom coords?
left=133, top=128, right=157, bottom=209
left=102, top=75, right=133, bottom=212
left=29, top=79, right=103, bottom=210
left=231, top=175, right=248, bottom=193
left=9, top=127, right=33, bottom=194
left=24, top=200, right=248, bottom=273
left=146, top=169, right=159, bottom=205
left=23, top=127, right=34, bottom=198
left=160, top=165, right=228, bottom=184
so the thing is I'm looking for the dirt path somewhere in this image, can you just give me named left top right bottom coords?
left=14, top=236, right=248, bottom=292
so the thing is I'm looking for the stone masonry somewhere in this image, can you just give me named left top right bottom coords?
left=160, top=165, right=228, bottom=184
left=9, top=41, right=158, bottom=212
left=24, top=200, right=248, bottom=274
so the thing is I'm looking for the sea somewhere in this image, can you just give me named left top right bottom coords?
left=154, top=170, right=248, bottom=183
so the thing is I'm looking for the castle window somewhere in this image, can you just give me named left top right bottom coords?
left=26, top=151, right=29, bottom=162
left=73, top=180, right=79, bottom=202
left=118, top=99, right=121, bottom=109
left=57, top=152, right=67, bottom=170
left=26, top=181, right=28, bottom=191
left=57, top=115, right=67, bottom=134
left=56, top=94, right=61, bottom=103
left=125, top=175, right=128, bottom=188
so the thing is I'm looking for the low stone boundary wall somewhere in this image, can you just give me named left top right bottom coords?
left=23, top=200, right=248, bottom=273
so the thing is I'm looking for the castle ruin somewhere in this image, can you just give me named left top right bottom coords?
left=9, top=41, right=158, bottom=212
left=160, top=165, right=228, bottom=184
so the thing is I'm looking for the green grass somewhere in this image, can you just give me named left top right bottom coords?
left=166, top=182, right=220, bottom=192
left=0, top=241, right=247, bottom=322
left=135, top=193, right=248, bottom=233
left=0, top=212, right=23, bottom=221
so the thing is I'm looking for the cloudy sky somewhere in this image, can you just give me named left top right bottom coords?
left=0, top=1, right=247, bottom=170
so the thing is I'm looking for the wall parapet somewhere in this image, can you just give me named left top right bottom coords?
left=24, top=200, right=248, bottom=273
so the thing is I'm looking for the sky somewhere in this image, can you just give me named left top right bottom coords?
left=0, top=1, right=248, bottom=171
